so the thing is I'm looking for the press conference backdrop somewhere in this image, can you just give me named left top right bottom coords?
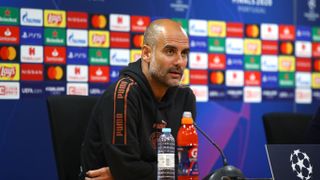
left=0, top=0, right=319, bottom=179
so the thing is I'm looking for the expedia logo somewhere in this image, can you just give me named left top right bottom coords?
left=67, top=83, right=88, bottom=96
left=243, top=87, right=261, bottom=103
left=0, top=82, right=19, bottom=99
left=0, top=46, right=18, bottom=61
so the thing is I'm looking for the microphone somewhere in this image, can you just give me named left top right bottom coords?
left=193, top=122, right=245, bottom=180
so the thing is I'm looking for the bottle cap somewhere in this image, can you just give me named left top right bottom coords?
left=162, top=128, right=171, bottom=133
left=183, top=111, right=192, bottom=118
left=181, top=111, right=193, bottom=124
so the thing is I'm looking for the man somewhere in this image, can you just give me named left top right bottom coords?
left=80, top=19, right=196, bottom=180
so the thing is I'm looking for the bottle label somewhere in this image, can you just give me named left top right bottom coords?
left=177, top=146, right=199, bottom=176
left=158, top=153, right=175, bottom=168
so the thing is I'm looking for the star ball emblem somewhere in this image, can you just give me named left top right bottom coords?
left=290, top=149, right=313, bottom=180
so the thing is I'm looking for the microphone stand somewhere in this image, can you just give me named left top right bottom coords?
left=193, top=123, right=245, bottom=180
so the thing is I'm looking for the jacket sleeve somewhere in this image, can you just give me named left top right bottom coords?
left=99, top=84, right=157, bottom=180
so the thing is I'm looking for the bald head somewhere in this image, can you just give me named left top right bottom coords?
left=143, top=19, right=188, bottom=48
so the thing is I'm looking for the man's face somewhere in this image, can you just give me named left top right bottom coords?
left=148, top=30, right=189, bottom=88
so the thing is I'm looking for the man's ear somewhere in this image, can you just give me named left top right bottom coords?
left=141, top=44, right=151, bottom=63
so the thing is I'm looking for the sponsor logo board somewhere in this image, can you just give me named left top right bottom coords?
left=0, top=82, right=19, bottom=99
left=44, top=46, right=66, bottom=64
left=89, top=65, right=110, bottom=83
left=67, top=83, right=88, bottom=96
left=20, top=45, right=43, bottom=63
left=89, top=30, right=109, bottom=47
left=189, top=52, right=208, bottom=69
left=66, top=29, right=88, bottom=47
left=243, top=86, right=262, bottom=103
left=67, top=65, right=88, bottom=82
left=0, top=63, right=19, bottom=80
left=110, top=49, right=130, bottom=66
left=109, top=14, right=130, bottom=32
left=20, top=8, right=43, bottom=26
left=67, top=11, right=88, bottom=29
left=67, top=47, right=88, bottom=64
left=20, top=27, right=43, bottom=45
left=190, top=85, right=208, bottom=102
left=44, top=10, right=66, bottom=28
left=20, top=64, right=43, bottom=81
left=0, top=26, right=19, bottom=44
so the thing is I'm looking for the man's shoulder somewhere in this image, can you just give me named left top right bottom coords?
left=102, top=77, right=139, bottom=98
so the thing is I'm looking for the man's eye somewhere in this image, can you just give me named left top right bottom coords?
left=181, top=51, right=188, bottom=58
left=166, top=49, right=175, bottom=55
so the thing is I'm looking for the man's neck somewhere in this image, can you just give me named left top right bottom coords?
left=147, top=78, right=168, bottom=102
left=141, top=61, right=168, bottom=102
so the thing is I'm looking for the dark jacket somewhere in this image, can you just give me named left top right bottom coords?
left=81, top=59, right=196, bottom=180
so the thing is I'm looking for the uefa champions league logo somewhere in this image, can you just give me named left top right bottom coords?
left=290, top=149, right=313, bottom=180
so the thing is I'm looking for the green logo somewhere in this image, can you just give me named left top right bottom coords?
left=312, top=27, right=320, bottom=42
left=244, top=56, right=260, bottom=70
left=279, top=72, right=294, bottom=87
left=172, top=18, right=188, bottom=34
left=44, top=28, right=66, bottom=45
left=0, top=7, right=19, bottom=25
left=89, top=48, right=109, bottom=65
left=208, top=38, right=225, bottom=53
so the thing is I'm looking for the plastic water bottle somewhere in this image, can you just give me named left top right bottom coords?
left=177, top=111, right=199, bottom=180
left=157, top=128, right=175, bottom=180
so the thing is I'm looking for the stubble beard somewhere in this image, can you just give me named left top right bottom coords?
left=149, top=60, right=181, bottom=88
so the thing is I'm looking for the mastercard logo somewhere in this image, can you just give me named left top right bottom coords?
left=315, top=60, right=320, bottom=71
left=210, top=71, right=224, bottom=84
left=91, top=15, right=107, bottom=29
left=246, top=24, right=259, bottom=38
left=47, top=66, right=64, bottom=80
left=0, top=46, right=16, bottom=61
left=280, top=41, right=293, bottom=55
left=132, top=34, right=144, bottom=48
